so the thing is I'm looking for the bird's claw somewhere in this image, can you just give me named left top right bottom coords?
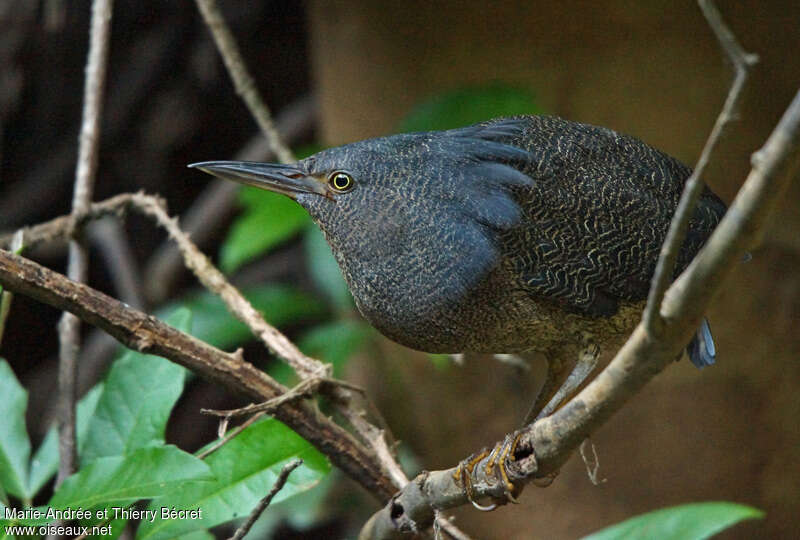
left=453, top=432, right=523, bottom=510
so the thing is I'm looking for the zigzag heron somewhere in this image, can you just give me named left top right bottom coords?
left=191, top=115, right=724, bottom=497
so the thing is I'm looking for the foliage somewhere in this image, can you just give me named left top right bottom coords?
left=0, top=309, right=328, bottom=538
left=220, top=187, right=311, bottom=274
left=582, top=502, right=764, bottom=540
left=399, top=83, right=542, bottom=133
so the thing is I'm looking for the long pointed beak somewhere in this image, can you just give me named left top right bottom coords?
left=188, top=160, right=328, bottom=199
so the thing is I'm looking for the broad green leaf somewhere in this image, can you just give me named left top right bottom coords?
left=82, top=309, right=192, bottom=463
left=582, top=502, right=764, bottom=540
left=49, top=445, right=212, bottom=510
left=136, top=418, right=329, bottom=540
left=0, top=500, right=51, bottom=527
left=159, top=285, right=326, bottom=350
left=304, top=226, right=353, bottom=312
left=399, top=83, right=542, bottom=133
left=220, top=188, right=311, bottom=273
left=176, top=531, right=215, bottom=540
left=0, top=359, right=31, bottom=501
left=28, top=383, right=104, bottom=497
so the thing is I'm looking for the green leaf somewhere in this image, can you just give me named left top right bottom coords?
left=220, top=188, right=311, bottom=273
left=136, top=418, right=329, bottom=540
left=298, top=320, right=372, bottom=377
left=304, top=226, right=353, bottom=312
left=28, top=384, right=104, bottom=497
left=49, top=445, right=212, bottom=510
left=175, top=531, right=215, bottom=540
left=0, top=359, right=31, bottom=501
left=82, top=309, right=192, bottom=463
left=159, top=285, right=326, bottom=350
left=582, top=502, right=764, bottom=540
left=294, top=144, right=325, bottom=160
left=399, top=83, right=542, bottom=133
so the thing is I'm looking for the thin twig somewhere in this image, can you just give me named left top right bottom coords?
left=143, top=94, right=316, bottom=303
left=643, top=0, right=758, bottom=334
left=197, top=411, right=267, bottom=460
left=130, top=192, right=328, bottom=378
left=55, top=0, right=113, bottom=490
left=579, top=439, right=606, bottom=486
left=201, top=377, right=365, bottom=418
left=228, top=458, right=304, bottom=540
left=201, top=378, right=321, bottom=418
left=194, top=0, right=295, bottom=164
left=0, top=193, right=136, bottom=251
left=88, top=217, right=145, bottom=309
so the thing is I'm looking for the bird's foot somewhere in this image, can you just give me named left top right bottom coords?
left=453, top=432, right=524, bottom=510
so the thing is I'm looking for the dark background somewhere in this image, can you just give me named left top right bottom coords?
left=1, top=1, right=798, bottom=538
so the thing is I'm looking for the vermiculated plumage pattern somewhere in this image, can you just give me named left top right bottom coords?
left=193, top=115, right=726, bottom=367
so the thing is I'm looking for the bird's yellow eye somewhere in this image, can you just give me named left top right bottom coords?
left=328, top=171, right=354, bottom=193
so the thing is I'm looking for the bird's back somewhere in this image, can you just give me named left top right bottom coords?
left=392, top=116, right=726, bottom=353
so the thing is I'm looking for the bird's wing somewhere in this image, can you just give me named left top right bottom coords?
left=456, top=116, right=725, bottom=316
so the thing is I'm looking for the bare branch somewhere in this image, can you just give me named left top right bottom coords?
left=0, top=193, right=142, bottom=251
left=129, top=193, right=327, bottom=379
left=359, top=89, right=800, bottom=539
left=194, top=0, right=295, bottom=164
left=643, top=0, right=758, bottom=333
left=88, top=217, right=145, bottom=309
left=228, top=458, right=304, bottom=540
left=0, top=247, right=397, bottom=500
left=55, top=0, right=113, bottom=489
left=143, top=94, right=317, bottom=303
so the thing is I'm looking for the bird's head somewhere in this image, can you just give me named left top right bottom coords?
left=190, top=120, right=535, bottom=328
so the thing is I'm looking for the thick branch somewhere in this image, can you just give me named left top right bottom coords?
left=359, top=90, right=800, bottom=539
left=0, top=248, right=396, bottom=501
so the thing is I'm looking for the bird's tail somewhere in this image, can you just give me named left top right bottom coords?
left=687, top=317, right=716, bottom=368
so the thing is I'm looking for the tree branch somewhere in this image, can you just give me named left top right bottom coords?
left=194, top=0, right=295, bottom=164
left=228, top=459, right=304, bottom=540
left=55, top=0, right=113, bottom=489
left=0, top=246, right=397, bottom=500
left=642, top=0, right=758, bottom=333
left=358, top=89, right=800, bottom=539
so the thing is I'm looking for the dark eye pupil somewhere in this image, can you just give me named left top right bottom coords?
left=333, top=173, right=350, bottom=190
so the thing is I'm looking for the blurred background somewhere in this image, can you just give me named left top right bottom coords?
left=1, top=1, right=798, bottom=538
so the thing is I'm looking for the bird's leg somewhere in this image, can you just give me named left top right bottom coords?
left=523, top=338, right=600, bottom=425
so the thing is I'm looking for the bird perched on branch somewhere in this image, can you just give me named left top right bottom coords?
left=191, top=115, right=725, bottom=422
